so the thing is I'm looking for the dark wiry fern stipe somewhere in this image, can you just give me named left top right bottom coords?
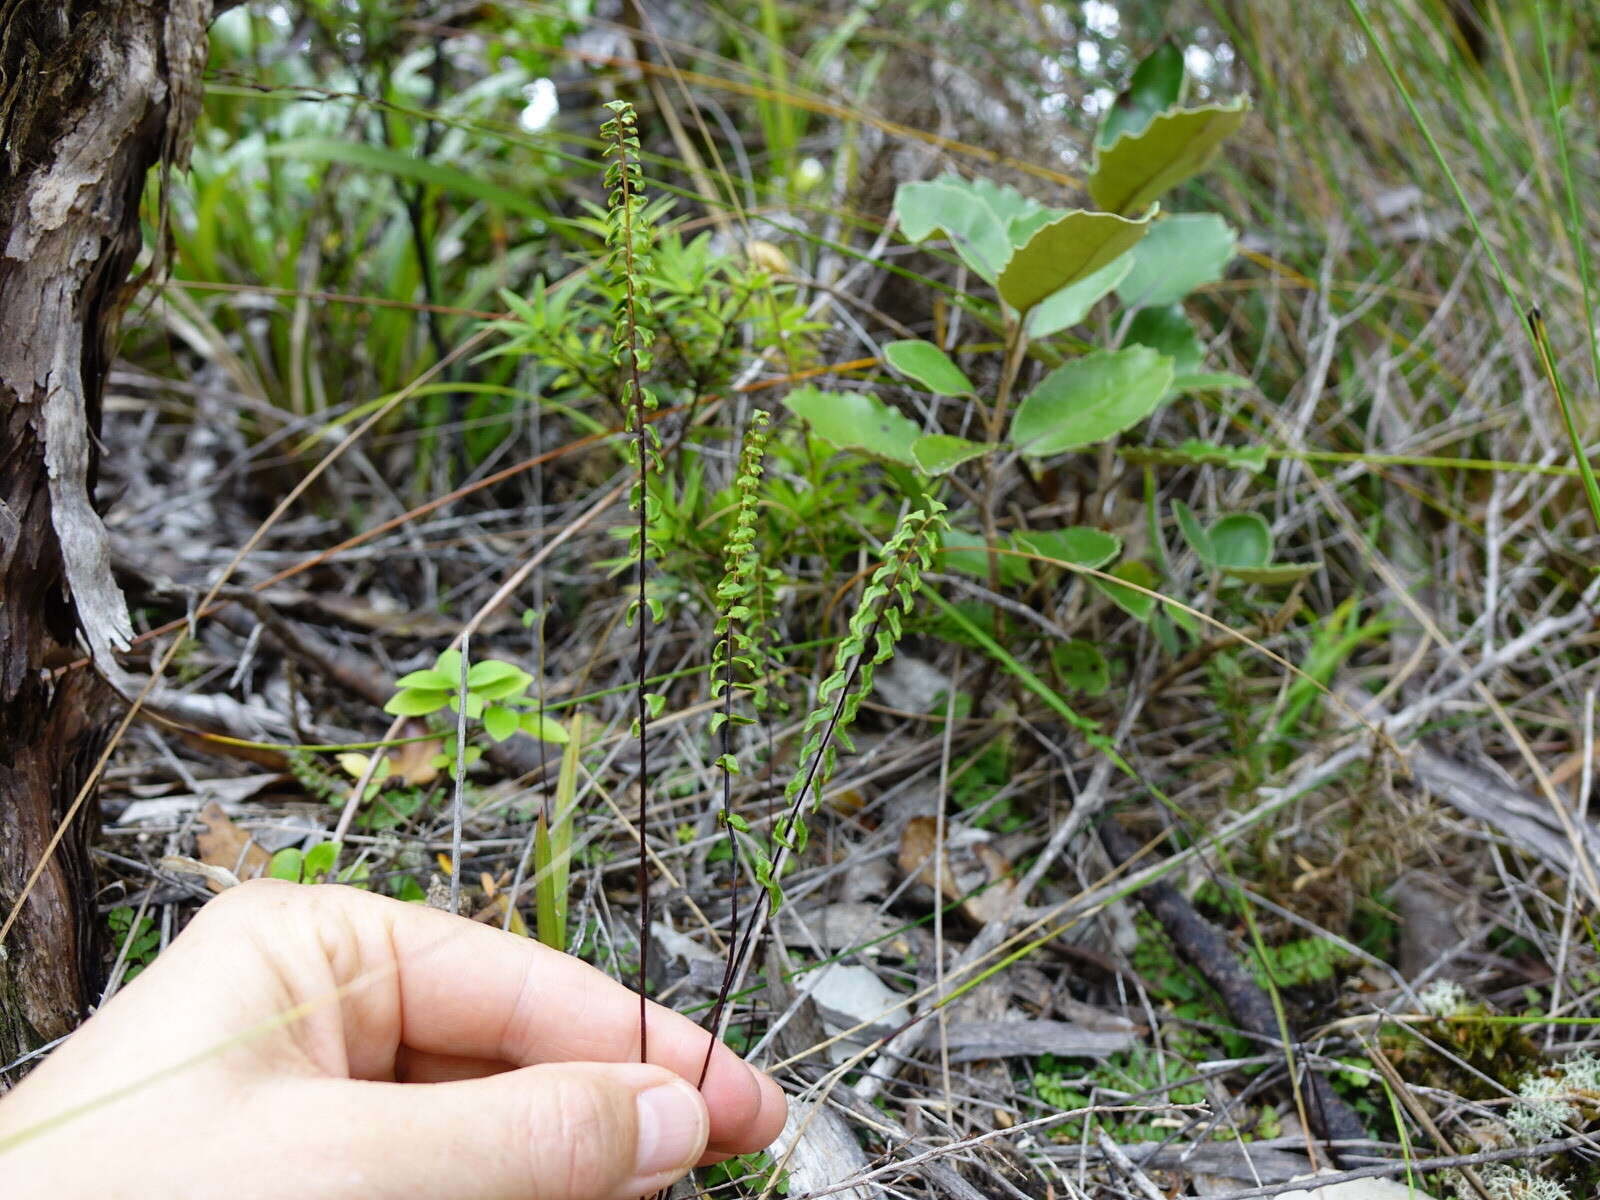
left=722, top=501, right=946, bottom=1014
left=697, top=410, right=771, bottom=1088
left=602, top=98, right=661, bottom=1067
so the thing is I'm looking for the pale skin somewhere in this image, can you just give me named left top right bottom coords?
left=0, top=880, right=787, bottom=1199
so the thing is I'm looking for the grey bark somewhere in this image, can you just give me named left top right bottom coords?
left=0, top=0, right=208, bottom=1069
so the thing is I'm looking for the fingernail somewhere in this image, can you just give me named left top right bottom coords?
left=634, top=1080, right=707, bottom=1181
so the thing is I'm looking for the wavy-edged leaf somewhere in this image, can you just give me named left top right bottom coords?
left=998, top=208, right=1154, bottom=312
left=1026, top=254, right=1134, bottom=338
left=893, top=178, right=1012, bottom=281
left=1117, top=213, right=1237, bottom=306
left=1090, top=97, right=1251, bottom=215
left=912, top=434, right=986, bottom=474
left=884, top=340, right=973, bottom=396
left=1099, top=41, right=1186, bottom=148
left=1011, top=346, right=1174, bottom=455
left=783, top=385, right=919, bottom=467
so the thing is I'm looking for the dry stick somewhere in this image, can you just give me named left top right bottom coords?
left=448, top=633, right=470, bottom=916
left=784, top=1104, right=1207, bottom=1200
left=1095, top=817, right=1368, bottom=1151
left=849, top=675, right=1151, bottom=1104
left=0, top=329, right=490, bottom=952
left=1361, top=1038, right=1495, bottom=1200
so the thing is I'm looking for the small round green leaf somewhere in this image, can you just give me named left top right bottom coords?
left=519, top=712, right=570, bottom=744
left=384, top=687, right=451, bottom=717
left=483, top=704, right=520, bottom=743
left=1209, top=513, right=1272, bottom=569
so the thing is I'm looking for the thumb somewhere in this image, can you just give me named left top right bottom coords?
left=263, top=1063, right=710, bottom=1200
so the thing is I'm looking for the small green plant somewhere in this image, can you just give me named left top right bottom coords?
left=699, top=1149, right=790, bottom=1195
left=383, top=649, right=568, bottom=769
left=268, top=840, right=367, bottom=885
left=106, top=907, right=160, bottom=981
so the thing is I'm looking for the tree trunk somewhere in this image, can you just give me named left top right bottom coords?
left=0, top=0, right=208, bottom=1070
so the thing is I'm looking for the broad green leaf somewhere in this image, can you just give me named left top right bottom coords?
left=968, top=177, right=1054, bottom=239
left=1125, top=305, right=1203, bottom=375
left=467, top=660, right=526, bottom=690
left=1090, top=96, right=1251, bottom=215
left=433, top=650, right=465, bottom=686
left=1099, top=41, right=1186, bottom=148
left=1224, top=561, right=1323, bottom=585
left=1093, top=560, right=1159, bottom=622
left=1026, top=254, right=1133, bottom=338
left=892, top=179, right=1012, bottom=281
left=1011, top=346, right=1175, bottom=455
left=1117, top=213, right=1237, bottom=306
left=302, top=841, right=339, bottom=882
left=393, top=667, right=453, bottom=690
left=783, top=385, right=920, bottom=467
left=1209, top=513, right=1272, bottom=569
left=943, top=529, right=1032, bottom=587
left=468, top=662, right=533, bottom=700
left=269, top=848, right=304, bottom=883
left=384, top=687, right=450, bottom=716
left=997, top=208, right=1153, bottom=313
left=1053, top=639, right=1110, bottom=695
left=484, top=704, right=520, bottom=743
left=1172, top=499, right=1214, bottom=564
left=447, top=692, right=487, bottom=719
left=520, top=712, right=571, bottom=744
left=1015, top=527, right=1122, bottom=570
left=884, top=340, right=973, bottom=396
left=912, top=434, right=986, bottom=474
left=263, top=139, right=547, bottom=219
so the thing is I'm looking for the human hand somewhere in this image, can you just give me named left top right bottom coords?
left=0, top=880, right=786, bottom=1199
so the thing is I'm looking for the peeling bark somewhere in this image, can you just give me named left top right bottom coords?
left=0, top=0, right=208, bottom=1069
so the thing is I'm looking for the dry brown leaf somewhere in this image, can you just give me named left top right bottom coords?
left=897, top=816, right=1016, bottom=925
left=392, top=718, right=443, bottom=786
left=195, top=800, right=270, bottom=890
